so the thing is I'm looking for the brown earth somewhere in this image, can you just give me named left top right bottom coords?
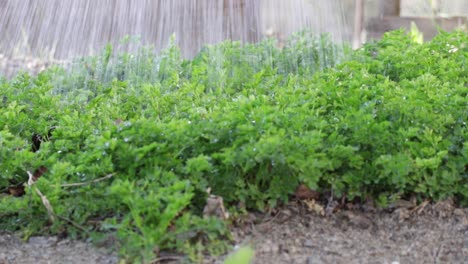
left=1, top=199, right=466, bottom=264
left=227, top=199, right=467, bottom=264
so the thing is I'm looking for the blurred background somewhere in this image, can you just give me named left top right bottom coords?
left=0, top=0, right=467, bottom=77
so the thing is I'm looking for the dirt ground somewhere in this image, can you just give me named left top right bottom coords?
left=0, top=233, right=118, bottom=264
left=0, top=198, right=466, bottom=264
left=228, top=199, right=468, bottom=264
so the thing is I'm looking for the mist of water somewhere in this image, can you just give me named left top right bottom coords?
left=0, top=0, right=349, bottom=60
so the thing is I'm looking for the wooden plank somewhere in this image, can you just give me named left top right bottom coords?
left=400, top=0, right=468, bottom=17
left=353, top=0, right=365, bottom=49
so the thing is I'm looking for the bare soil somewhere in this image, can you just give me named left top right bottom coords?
left=227, top=200, right=467, bottom=264
left=0, top=234, right=118, bottom=264
left=1, top=199, right=466, bottom=264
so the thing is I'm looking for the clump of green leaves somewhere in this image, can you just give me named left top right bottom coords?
left=224, top=246, right=255, bottom=264
left=1, top=30, right=467, bottom=262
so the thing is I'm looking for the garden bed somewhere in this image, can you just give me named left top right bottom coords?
left=1, top=30, right=467, bottom=262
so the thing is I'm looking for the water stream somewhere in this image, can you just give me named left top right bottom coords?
left=0, top=0, right=350, bottom=60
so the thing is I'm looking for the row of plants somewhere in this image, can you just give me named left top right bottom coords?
left=0, top=30, right=467, bottom=262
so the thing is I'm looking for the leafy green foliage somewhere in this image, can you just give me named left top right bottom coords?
left=1, top=30, right=467, bottom=262
left=224, top=246, right=255, bottom=264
